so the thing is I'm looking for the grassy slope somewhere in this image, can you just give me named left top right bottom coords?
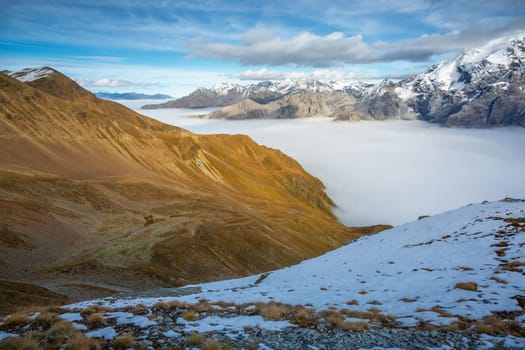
left=0, top=71, right=389, bottom=308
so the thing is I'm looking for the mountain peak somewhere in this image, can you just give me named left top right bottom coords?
left=8, top=66, right=56, bottom=82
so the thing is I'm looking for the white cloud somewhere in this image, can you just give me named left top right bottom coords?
left=237, top=68, right=371, bottom=81
left=125, top=107, right=525, bottom=226
left=190, top=21, right=525, bottom=67
left=76, top=78, right=134, bottom=87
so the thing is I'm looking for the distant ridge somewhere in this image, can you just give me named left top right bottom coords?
left=95, top=91, right=172, bottom=100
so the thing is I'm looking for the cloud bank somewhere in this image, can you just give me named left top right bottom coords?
left=190, top=20, right=525, bottom=67
left=125, top=104, right=525, bottom=226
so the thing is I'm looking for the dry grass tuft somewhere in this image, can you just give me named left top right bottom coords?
left=85, top=313, right=107, bottom=330
left=112, top=334, right=135, bottom=350
left=34, top=311, right=60, bottom=329
left=490, top=276, right=508, bottom=285
left=454, top=282, right=478, bottom=291
left=400, top=297, right=416, bottom=303
left=472, top=315, right=525, bottom=337
left=166, top=300, right=189, bottom=310
left=288, top=306, right=319, bottom=328
left=320, top=309, right=344, bottom=326
left=345, top=300, right=358, bottom=305
left=187, top=332, right=205, bottom=346
left=340, top=321, right=370, bottom=331
left=80, top=305, right=111, bottom=318
left=358, top=290, right=368, bottom=295
left=182, top=309, right=197, bottom=321
left=201, top=340, right=222, bottom=350
left=495, top=248, right=507, bottom=257
left=0, top=331, right=41, bottom=350
left=430, top=306, right=454, bottom=318
left=258, top=302, right=290, bottom=321
left=69, top=332, right=102, bottom=350
left=501, top=260, right=525, bottom=273
left=2, top=311, right=31, bottom=328
left=454, top=266, right=474, bottom=271
left=129, top=304, right=148, bottom=315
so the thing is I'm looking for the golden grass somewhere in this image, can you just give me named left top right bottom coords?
left=287, top=306, right=319, bottom=328
left=85, top=313, right=107, bottom=330
left=80, top=305, right=111, bottom=318
left=129, top=304, right=148, bottom=315
left=69, top=333, right=102, bottom=350
left=2, top=311, right=31, bottom=328
left=490, top=276, right=508, bottom=285
left=258, top=302, right=291, bottom=321
left=501, top=260, right=525, bottom=273
left=0, top=331, right=40, bottom=350
left=182, top=310, right=197, bottom=321
left=472, top=316, right=525, bottom=337
left=34, top=311, right=60, bottom=329
left=454, top=266, right=474, bottom=271
left=112, top=334, right=135, bottom=350
left=345, top=300, right=358, bottom=305
left=187, top=332, right=205, bottom=346
left=400, top=297, right=416, bottom=303
left=454, top=282, right=478, bottom=291
left=495, top=248, right=507, bottom=257
left=201, top=340, right=222, bottom=350
left=358, top=290, right=368, bottom=295
left=340, top=321, right=370, bottom=331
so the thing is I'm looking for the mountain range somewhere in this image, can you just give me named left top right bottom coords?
left=95, top=92, right=172, bottom=100
left=144, top=33, right=525, bottom=127
left=0, top=67, right=387, bottom=313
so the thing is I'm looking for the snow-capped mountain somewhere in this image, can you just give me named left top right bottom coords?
left=7, top=67, right=55, bottom=82
left=396, top=33, right=525, bottom=126
left=156, top=32, right=525, bottom=127
left=142, top=79, right=369, bottom=109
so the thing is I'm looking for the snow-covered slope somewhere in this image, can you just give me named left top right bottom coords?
left=3, top=199, right=524, bottom=348
left=8, top=67, right=55, bottom=82
left=100, top=199, right=524, bottom=325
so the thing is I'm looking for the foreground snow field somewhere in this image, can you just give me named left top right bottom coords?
left=25, top=198, right=520, bottom=349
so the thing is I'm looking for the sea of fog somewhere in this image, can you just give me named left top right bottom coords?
left=119, top=99, right=525, bottom=227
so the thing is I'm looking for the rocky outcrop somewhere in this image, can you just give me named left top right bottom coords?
left=397, top=35, right=525, bottom=127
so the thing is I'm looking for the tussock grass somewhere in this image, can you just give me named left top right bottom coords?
left=2, top=311, right=31, bottom=328
left=0, top=331, right=40, bottom=350
left=80, top=305, right=111, bottom=318
left=454, top=266, right=474, bottom=271
left=287, top=306, right=319, bottom=328
left=454, top=282, right=478, bottom=291
left=201, top=339, right=222, bottom=350
left=258, top=302, right=291, bottom=321
left=490, top=276, right=508, bottom=285
left=129, top=304, right=148, bottom=315
left=182, top=310, right=197, bottom=321
left=187, top=332, right=205, bottom=346
left=34, top=311, right=60, bottom=329
left=112, top=334, right=135, bottom=350
left=85, top=313, right=107, bottom=330
left=340, top=321, right=370, bottom=331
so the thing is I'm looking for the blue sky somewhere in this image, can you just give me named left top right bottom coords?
left=1, top=0, right=524, bottom=96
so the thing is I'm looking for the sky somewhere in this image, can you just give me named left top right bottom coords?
left=1, top=0, right=525, bottom=97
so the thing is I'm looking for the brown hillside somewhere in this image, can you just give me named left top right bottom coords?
left=0, top=70, right=388, bottom=307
